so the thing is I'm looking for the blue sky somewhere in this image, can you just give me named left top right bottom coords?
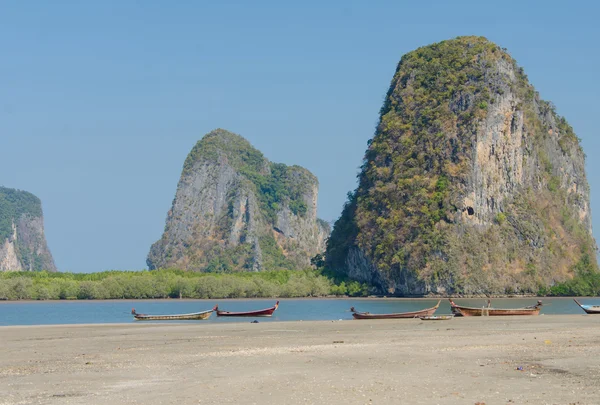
left=1, top=1, right=599, bottom=272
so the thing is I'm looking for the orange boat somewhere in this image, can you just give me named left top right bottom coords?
left=350, top=300, right=441, bottom=319
left=215, top=301, right=279, bottom=317
left=448, top=299, right=542, bottom=316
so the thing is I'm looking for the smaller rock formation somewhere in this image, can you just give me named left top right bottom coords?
left=148, top=129, right=330, bottom=271
left=0, top=187, right=57, bottom=271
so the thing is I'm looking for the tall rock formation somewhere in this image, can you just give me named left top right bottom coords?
left=326, top=36, right=596, bottom=295
left=148, top=129, right=330, bottom=271
left=0, top=187, right=57, bottom=271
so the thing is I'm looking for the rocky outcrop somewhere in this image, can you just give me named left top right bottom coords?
left=0, top=187, right=56, bottom=271
left=326, top=36, right=596, bottom=295
left=148, top=129, right=329, bottom=271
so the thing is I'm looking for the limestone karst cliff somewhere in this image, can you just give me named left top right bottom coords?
left=148, top=129, right=330, bottom=271
left=0, top=187, right=56, bottom=271
left=326, top=36, right=596, bottom=295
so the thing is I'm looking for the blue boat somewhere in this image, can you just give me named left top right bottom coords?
left=574, top=299, right=600, bottom=314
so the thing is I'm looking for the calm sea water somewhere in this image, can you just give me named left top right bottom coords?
left=0, top=297, right=598, bottom=326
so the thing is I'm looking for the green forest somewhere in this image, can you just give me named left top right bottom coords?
left=0, top=264, right=596, bottom=300
left=0, top=269, right=368, bottom=300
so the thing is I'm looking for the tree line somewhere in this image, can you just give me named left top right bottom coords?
left=0, top=269, right=369, bottom=300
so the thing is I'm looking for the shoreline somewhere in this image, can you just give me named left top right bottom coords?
left=2, top=316, right=599, bottom=404
left=0, top=295, right=595, bottom=304
left=0, top=312, right=592, bottom=329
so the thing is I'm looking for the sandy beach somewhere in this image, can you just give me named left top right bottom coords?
left=1, top=316, right=599, bottom=405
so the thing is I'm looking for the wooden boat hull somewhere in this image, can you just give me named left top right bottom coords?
left=419, top=315, right=453, bottom=321
left=216, top=301, right=279, bottom=317
left=450, top=306, right=463, bottom=317
left=574, top=299, right=600, bottom=314
left=132, top=307, right=214, bottom=321
left=351, top=300, right=440, bottom=320
left=448, top=299, right=542, bottom=316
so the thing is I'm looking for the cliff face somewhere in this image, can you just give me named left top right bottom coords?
left=0, top=187, right=56, bottom=271
left=148, top=129, right=330, bottom=271
left=326, top=36, right=596, bottom=295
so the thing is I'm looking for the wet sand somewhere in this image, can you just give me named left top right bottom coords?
left=1, top=316, right=599, bottom=405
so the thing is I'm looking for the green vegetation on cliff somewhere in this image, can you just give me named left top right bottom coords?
left=0, top=269, right=368, bottom=300
left=326, top=36, right=597, bottom=295
left=0, top=187, right=43, bottom=240
left=184, top=129, right=311, bottom=222
left=329, top=37, right=503, bottom=286
left=541, top=253, right=600, bottom=296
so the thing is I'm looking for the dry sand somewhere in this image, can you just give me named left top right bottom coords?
left=1, top=316, right=599, bottom=405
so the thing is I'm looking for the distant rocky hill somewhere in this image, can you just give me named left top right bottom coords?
left=326, top=36, right=596, bottom=295
left=0, top=187, right=56, bottom=271
left=148, top=129, right=330, bottom=271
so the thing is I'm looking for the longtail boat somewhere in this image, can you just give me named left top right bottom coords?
left=350, top=300, right=440, bottom=319
left=215, top=301, right=279, bottom=317
left=574, top=299, right=600, bottom=314
left=448, top=299, right=542, bottom=316
left=131, top=306, right=216, bottom=321
left=450, top=305, right=463, bottom=317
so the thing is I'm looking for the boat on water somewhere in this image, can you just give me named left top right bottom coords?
left=573, top=299, right=600, bottom=314
left=131, top=306, right=216, bottom=321
left=448, top=299, right=542, bottom=316
left=215, top=301, right=279, bottom=317
left=350, top=300, right=441, bottom=319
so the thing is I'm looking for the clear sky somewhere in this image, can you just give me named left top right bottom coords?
left=1, top=1, right=599, bottom=272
